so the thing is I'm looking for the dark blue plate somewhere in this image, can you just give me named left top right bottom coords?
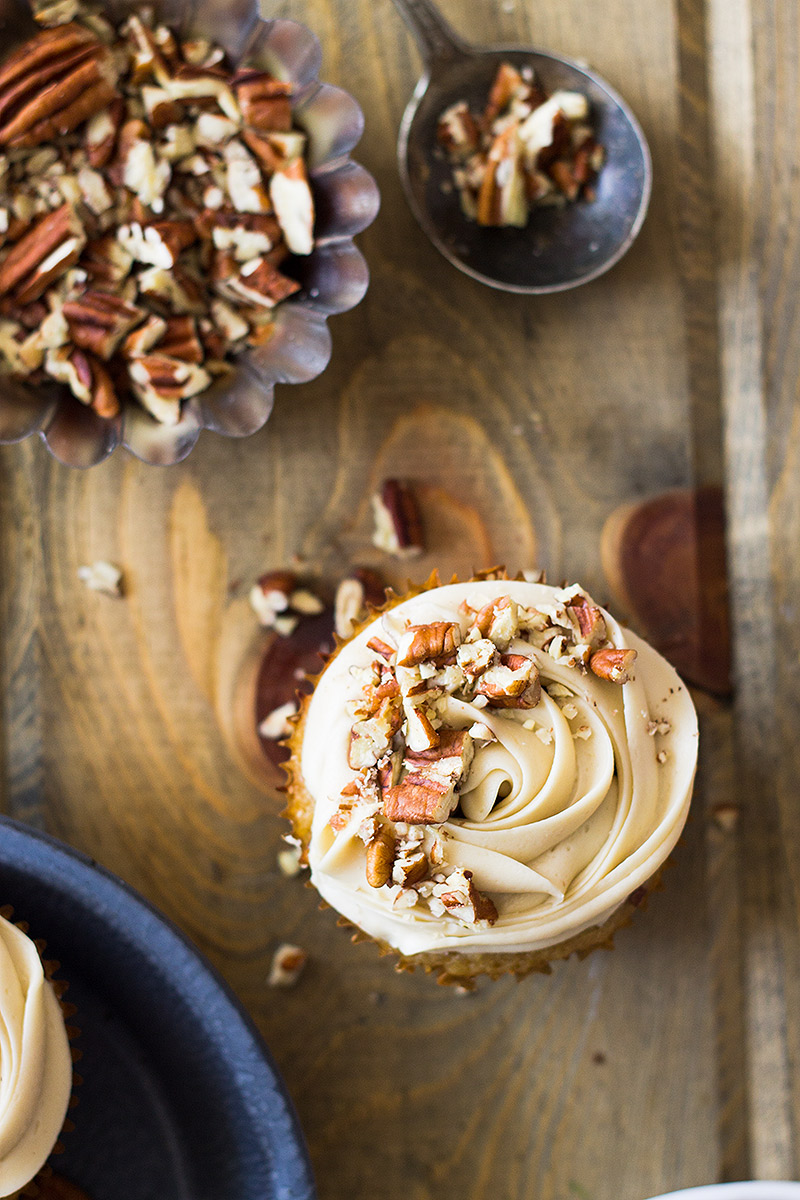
left=0, top=815, right=316, bottom=1200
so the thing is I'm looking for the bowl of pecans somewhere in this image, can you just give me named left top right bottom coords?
left=0, top=0, right=379, bottom=465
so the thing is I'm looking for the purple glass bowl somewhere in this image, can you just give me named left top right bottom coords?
left=0, top=0, right=379, bottom=466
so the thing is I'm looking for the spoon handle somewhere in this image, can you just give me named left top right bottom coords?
left=389, top=0, right=467, bottom=67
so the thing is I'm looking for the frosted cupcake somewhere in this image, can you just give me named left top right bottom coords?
left=285, top=574, right=698, bottom=984
left=0, top=910, right=73, bottom=1199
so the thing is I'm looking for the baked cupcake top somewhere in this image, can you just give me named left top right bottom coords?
left=0, top=913, right=72, bottom=1199
left=299, top=579, right=698, bottom=958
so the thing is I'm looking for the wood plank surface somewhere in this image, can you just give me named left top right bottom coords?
left=0, top=0, right=797, bottom=1196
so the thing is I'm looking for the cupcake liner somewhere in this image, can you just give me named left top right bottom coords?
left=282, top=569, right=682, bottom=986
left=0, top=907, right=82, bottom=1200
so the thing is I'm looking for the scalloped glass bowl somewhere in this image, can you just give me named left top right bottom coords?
left=0, top=0, right=380, bottom=466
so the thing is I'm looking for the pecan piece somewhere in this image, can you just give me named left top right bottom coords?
left=269, top=157, right=314, bottom=256
left=383, top=775, right=456, bottom=825
left=590, top=648, right=637, bottom=685
left=475, top=653, right=540, bottom=708
left=233, top=70, right=292, bottom=132
left=566, top=593, right=606, bottom=647
left=62, top=290, right=145, bottom=359
left=128, top=354, right=210, bottom=425
left=466, top=595, right=519, bottom=648
left=84, top=96, right=124, bottom=168
left=0, top=203, right=85, bottom=303
left=0, top=28, right=117, bottom=149
left=371, top=479, right=424, bottom=557
left=44, top=346, right=119, bottom=417
left=366, top=827, right=396, bottom=888
left=348, top=700, right=401, bottom=770
left=439, top=869, right=498, bottom=925
left=385, top=728, right=474, bottom=824
left=215, top=257, right=300, bottom=309
left=157, top=315, right=204, bottom=363
left=122, top=313, right=167, bottom=358
left=397, top=621, right=461, bottom=668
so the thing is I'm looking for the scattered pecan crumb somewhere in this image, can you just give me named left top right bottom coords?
left=371, top=478, right=424, bottom=558
left=77, top=559, right=123, bottom=595
left=267, top=943, right=307, bottom=988
left=258, top=700, right=296, bottom=740
left=277, top=843, right=304, bottom=877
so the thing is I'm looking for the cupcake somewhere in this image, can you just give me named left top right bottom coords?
left=0, top=910, right=73, bottom=1199
left=285, top=573, right=698, bottom=985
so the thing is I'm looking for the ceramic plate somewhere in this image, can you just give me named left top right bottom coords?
left=0, top=815, right=315, bottom=1200
left=646, top=1185, right=800, bottom=1200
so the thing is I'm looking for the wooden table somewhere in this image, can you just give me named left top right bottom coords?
left=1, top=0, right=797, bottom=1195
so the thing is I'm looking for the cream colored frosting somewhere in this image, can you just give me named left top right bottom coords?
left=302, top=580, right=698, bottom=958
left=0, top=914, right=72, bottom=1199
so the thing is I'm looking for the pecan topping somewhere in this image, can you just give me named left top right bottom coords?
left=590, top=648, right=637, bottom=684
left=475, top=653, right=541, bottom=708
left=566, top=593, right=606, bottom=647
left=466, top=595, right=519, bottom=648
left=384, top=728, right=474, bottom=824
left=439, top=870, right=498, bottom=925
left=397, top=621, right=461, bottom=667
left=365, top=827, right=396, bottom=888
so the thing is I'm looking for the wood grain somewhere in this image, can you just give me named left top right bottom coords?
left=0, top=0, right=796, bottom=1194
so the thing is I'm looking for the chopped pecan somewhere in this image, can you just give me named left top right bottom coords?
left=44, top=345, right=119, bottom=417
left=437, top=100, right=480, bottom=157
left=267, top=943, right=306, bottom=988
left=0, top=203, right=85, bottom=303
left=566, top=593, right=606, bottom=647
left=62, top=290, right=145, bottom=359
left=128, top=354, right=210, bottom=425
left=439, top=869, right=498, bottom=925
left=348, top=709, right=396, bottom=770
left=0, top=24, right=118, bottom=149
left=476, top=123, right=528, bottom=228
left=269, top=157, right=314, bottom=256
left=233, top=70, right=292, bottom=132
left=590, top=648, right=637, bottom=684
left=117, top=219, right=196, bottom=269
left=157, top=315, right=204, bottom=363
left=367, top=636, right=396, bottom=663
left=466, top=595, right=519, bottom=648
left=383, top=774, right=457, bottom=825
left=215, top=256, right=300, bottom=309
left=397, top=621, right=461, bottom=668
left=84, top=97, right=123, bottom=168
left=122, top=313, right=167, bottom=357
left=385, top=728, right=474, bottom=823
left=475, top=653, right=540, bottom=708
left=456, top=637, right=497, bottom=682
left=404, top=703, right=440, bottom=753
left=371, top=479, right=424, bottom=557
left=393, top=849, right=428, bottom=887
left=365, top=826, right=395, bottom=888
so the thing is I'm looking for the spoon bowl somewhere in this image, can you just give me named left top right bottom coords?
left=393, top=1, right=652, bottom=293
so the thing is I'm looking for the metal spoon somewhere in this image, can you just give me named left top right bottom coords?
left=391, top=0, right=652, bottom=293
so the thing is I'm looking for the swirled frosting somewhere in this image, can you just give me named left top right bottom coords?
left=301, top=580, right=698, bottom=958
left=0, top=914, right=72, bottom=1199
